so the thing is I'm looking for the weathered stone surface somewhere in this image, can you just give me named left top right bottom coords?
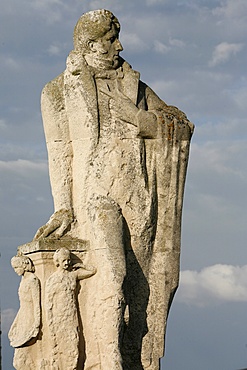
left=45, top=247, right=96, bottom=369
left=18, top=237, right=89, bottom=254
left=9, top=9, right=194, bottom=370
left=10, top=241, right=96, bottom=369
left=8, top=256, right=41, bottom=370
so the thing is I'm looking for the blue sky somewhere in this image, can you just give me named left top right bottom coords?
left=1, top=0, right=247, bottom=369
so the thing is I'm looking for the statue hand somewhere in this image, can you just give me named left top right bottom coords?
left=86, top=265, right=97, bottom=275
left=99, top=86, right=139, bottom=125
left=33, top=209, right=73, bottom=240
left=29, top=325, right=40, bottom=340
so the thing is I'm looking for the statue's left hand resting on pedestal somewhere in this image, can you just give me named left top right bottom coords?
left=34, top=209, right=73, bottom=240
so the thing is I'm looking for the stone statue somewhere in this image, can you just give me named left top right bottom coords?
left=8, top=255, right=41, bottom=370
left=45, top=247, right=96, bottom=370
left=9, top=8, right=194, bottom=370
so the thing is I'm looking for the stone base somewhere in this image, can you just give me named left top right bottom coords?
left=14, top=238, right=90, bottom=370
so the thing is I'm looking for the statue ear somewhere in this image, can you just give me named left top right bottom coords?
left=88, top=40, right=107, bottom=54
left=88, top=41, right=96, bottom=52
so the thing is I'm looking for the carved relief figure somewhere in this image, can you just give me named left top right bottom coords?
left=45, top=247, right=96, bottom=370
left=9, top=255, right=41, bottom=370
left=34, top=9, right=194, bottom=370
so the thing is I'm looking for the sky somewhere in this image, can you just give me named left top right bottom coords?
left=1, top=0, right=247, bottom=369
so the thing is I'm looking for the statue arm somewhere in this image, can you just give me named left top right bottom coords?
left=72, top=263, right=97, bottom=280
left=34, top=75, right=74, bottom=239
left=134, top=79, right=194, bottom=139
left=99, top=83, right=158, bottom=138
left=94, top=74, right=194, bottom=141
left=143, top=83, right=194, bottom=136
left=100, top=78, right=193, bottom=140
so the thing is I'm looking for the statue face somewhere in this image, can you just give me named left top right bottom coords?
left=91, top=24, right=123, bottom=68
left=13, top=265, right=25, bottom=276
left=58, top=256, right=70, bottom=270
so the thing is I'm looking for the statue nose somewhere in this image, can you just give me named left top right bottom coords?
left=116, top=40, right=123, bottom=51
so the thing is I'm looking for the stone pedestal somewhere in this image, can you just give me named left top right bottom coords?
left=17, top=239, right=89, bottom=370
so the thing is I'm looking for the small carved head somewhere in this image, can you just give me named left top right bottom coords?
left=53, top=247, right=71, bottom=270
left=11, top=255, right=35, bottom=276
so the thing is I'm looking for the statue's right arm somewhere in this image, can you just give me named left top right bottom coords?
left=34, top=74, right=73, bottom=240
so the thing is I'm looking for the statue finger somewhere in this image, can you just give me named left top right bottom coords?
left=42, top=222, right=59, bottom=238
left=53, top=220, right=70, bottom=238
left=33, top=226, right=46, bottom=240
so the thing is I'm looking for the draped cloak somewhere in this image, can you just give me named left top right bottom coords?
left=41, top=51, right=193, bottom=370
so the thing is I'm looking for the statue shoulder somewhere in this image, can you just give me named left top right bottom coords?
left=42, top=72, right=65, bottom=100
left=41, top=72, right=66, bottom=114
left=120, top=57, right=140, bottom=80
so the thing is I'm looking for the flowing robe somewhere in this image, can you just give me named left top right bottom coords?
left=45, top=270, right=80, bottom=370
left=9, top=273, right=41, bottom=369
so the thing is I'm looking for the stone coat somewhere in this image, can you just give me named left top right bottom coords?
left=41, top=52, right=193, bottom=369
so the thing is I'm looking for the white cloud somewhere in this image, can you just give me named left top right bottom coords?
left=190, top=140, right=247, bottom=179
left=177, top=264, right=247, bottom=306
left=89, top=0, right=122, bottom=10
left=0, top=159, right=47, bottom=176
left=232, top=84, right=247, bottom=112
left=169, top=37, right=186, bottom=48
left=149, top=69, right=238, bottom=120
left=29, top=0, right=77, bottom=24
left=48, top=43, right=63, bottom=56
left=47, top=42, right=68, bottom=56
left=0, top=55, right=20, bottom=71
left=146, top=0, right=167, bottom=5
left=31, top=0, right=64, bottom=13
left=0, top=119, right=7, bottom=130
left=209, top=42, right=244, bottom=67
left=120, top=33, right=149, bottom=53
left=213, top=0, right=247, bottom=20
left=1, top=0, right=69, bottom=23
left=196, top=117, right=247, bottom=141
left=36, top=196, right=46, bottom=202
left=1, top=308, right=16, bottom=334
left=154, top=40, right=170, bottom=54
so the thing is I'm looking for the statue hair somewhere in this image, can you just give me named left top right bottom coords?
left=11, top=255, right=35, bottom=272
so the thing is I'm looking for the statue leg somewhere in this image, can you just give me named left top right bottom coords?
left=82, top=195, right=126, bottom=370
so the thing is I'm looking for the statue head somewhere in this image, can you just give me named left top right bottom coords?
left=53, top=247, right=71, bottom=270
left=11, top=255, right=35, bottom=276
left=73, top=9, right=123, bottom=69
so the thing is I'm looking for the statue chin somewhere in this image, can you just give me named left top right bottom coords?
left=112, top=56, right=121, bottom=69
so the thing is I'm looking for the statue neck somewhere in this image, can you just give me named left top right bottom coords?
left=84, top=53, right=118, bottom=71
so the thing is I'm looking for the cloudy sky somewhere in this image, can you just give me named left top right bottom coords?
left=1, top=0, right=247, bottom=369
